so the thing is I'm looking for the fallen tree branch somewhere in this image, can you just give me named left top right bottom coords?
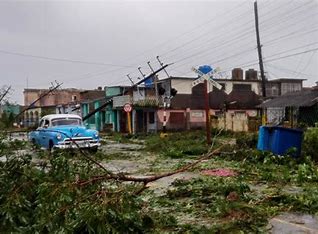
left=76, top=145, right=223, bottom=187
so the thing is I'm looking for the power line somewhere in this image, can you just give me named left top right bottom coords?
left=155, top=3, right=255, bottom=59
left=259, top=0, right=314, bottom=28
left=266, top=63, right=316, bottom=78
left=264, top=42, right=318, bottom=60
left=0, top=49, right=135, bottom=68
left=218, top=47, right=318, bottom=74
left=264, top=27, right=318, bottom=46
left=293, top=50, right=317, bottom=79
left=117, top=0, right=252, bottom=64
left=162, top=0, right=288, bottom=62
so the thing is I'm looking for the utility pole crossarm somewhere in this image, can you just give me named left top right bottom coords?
left=133, top=64, right=171, bottom=87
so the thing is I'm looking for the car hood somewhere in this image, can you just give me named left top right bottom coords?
left=50, top=126, right=94, bottom=138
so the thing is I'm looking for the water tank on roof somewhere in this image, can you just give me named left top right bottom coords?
left=245, top=69, right=258, bottom=80
left=232, top=68, right=243, bottom=80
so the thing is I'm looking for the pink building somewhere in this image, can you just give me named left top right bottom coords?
left=24, top=88, right=82, bottom=107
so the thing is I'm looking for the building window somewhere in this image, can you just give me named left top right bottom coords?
left=281, top=83, right=301, bottom=95
left=233, top=84, right=251, bottom=91
left=149, top=112, right=155, bottom=124
left=169, top=112, right=184, bottom=124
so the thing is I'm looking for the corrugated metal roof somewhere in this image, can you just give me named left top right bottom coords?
left=259, top=89, right=318, bottom=108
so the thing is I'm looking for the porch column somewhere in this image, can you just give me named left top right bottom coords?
left=94, top=101, right=101, bottom=131
left=116, top=110, right=120, bottom=132
left=82, top=104, right=89, bottom=124
left=186, top=108, right=191, bottom=130
left=132, top=109, right=136, bottom=134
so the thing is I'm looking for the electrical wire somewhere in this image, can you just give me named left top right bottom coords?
left=0, top=49, right=135, bottom=68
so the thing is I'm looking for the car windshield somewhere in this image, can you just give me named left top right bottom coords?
left=51, top=118, right=82, bottom=126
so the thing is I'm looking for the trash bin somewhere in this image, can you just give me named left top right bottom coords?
left=257, top=126, right=303, bottom=156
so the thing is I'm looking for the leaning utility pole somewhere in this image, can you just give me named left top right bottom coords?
left=254, top=1, right=266, bottom=98
left=15, top=81, right=63, bottom=120
left=147, top=61, right=158, bottom=100
left=254, top=0, right=267, bottom=125
left=0, top=86, right=11, bottom=103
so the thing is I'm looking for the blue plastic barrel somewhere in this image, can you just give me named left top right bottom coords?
left=257, top=126, right=303, bottom=157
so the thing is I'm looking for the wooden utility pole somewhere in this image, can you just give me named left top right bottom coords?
left=254, top=0, right=267, bottom=125
left=15, top=82, right=63, bottom=120
left=254, top=1, right=266, bottom=98
left=204, top=80, right=211, bottom=145
left=147, top=61, right=158, bottom=100
left=0, top=86, right=11, bottom=103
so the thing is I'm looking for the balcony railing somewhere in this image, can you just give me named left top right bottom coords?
left=112, top=95, right=163, bottom=108
left=133, top=96, right=163, bottom=107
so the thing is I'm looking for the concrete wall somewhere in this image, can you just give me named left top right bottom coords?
left=171, top=79, right=193, bottom=94
left=157, top=108, right=258, bottom=132
left=218, top=80, right=261, bottom=95
left=24, top=89, right=81, bottom=107
left=105, top=86, right=122, bottom=97
left=170, top=78, right=261, bottom=95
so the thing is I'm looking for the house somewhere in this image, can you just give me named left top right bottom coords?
left=155, top=69, right=306, bottom=132
left=99, top=68, right=306, bottom=133
left=0, top=103, right=21, bottom=117
left=157, top=80, right=262, bottom=132
left=24, top=88, right=82, bottom=107
left=0, top=103, right=22, bottom=127
left=259, top=85, right=318, bottom=127
left=111, top=86, right=160, bottom=133
left=80, top=86, right=131, bottom=131
left=265, top=78, right=305, bottom=97
left=23, top=88, right=105, bottom=127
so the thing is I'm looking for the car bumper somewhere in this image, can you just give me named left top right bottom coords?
left=54, top=141, right=101, bottom=149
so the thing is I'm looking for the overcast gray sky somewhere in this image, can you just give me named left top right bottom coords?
left=1, top=0, right=317, bottom=104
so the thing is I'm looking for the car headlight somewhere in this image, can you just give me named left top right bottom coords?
left=56, top=133, right=62, bottom=140
left=94, top=132, right=99, bottom=138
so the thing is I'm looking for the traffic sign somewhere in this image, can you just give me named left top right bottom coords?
left=124, top=103, right=132, bottom=112
left=191, top=66, right=222, bottom=90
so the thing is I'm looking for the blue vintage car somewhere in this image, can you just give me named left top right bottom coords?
left=29, top=114, right=100, bottom=151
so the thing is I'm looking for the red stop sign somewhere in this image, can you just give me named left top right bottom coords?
left=124, top=103, right=132, bottom=113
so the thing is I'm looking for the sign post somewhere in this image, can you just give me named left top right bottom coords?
left=192, top=66, right=222, bottom=145
left=124, top=103, right=132, bottom=134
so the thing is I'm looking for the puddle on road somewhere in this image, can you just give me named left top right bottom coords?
left=101, top=140, right=144, bottom=151
left=103, top=160, right=150, bottom=174
left=148, top=172, right=199, bottom=195
left=270, top=213, right=318, bottom=234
